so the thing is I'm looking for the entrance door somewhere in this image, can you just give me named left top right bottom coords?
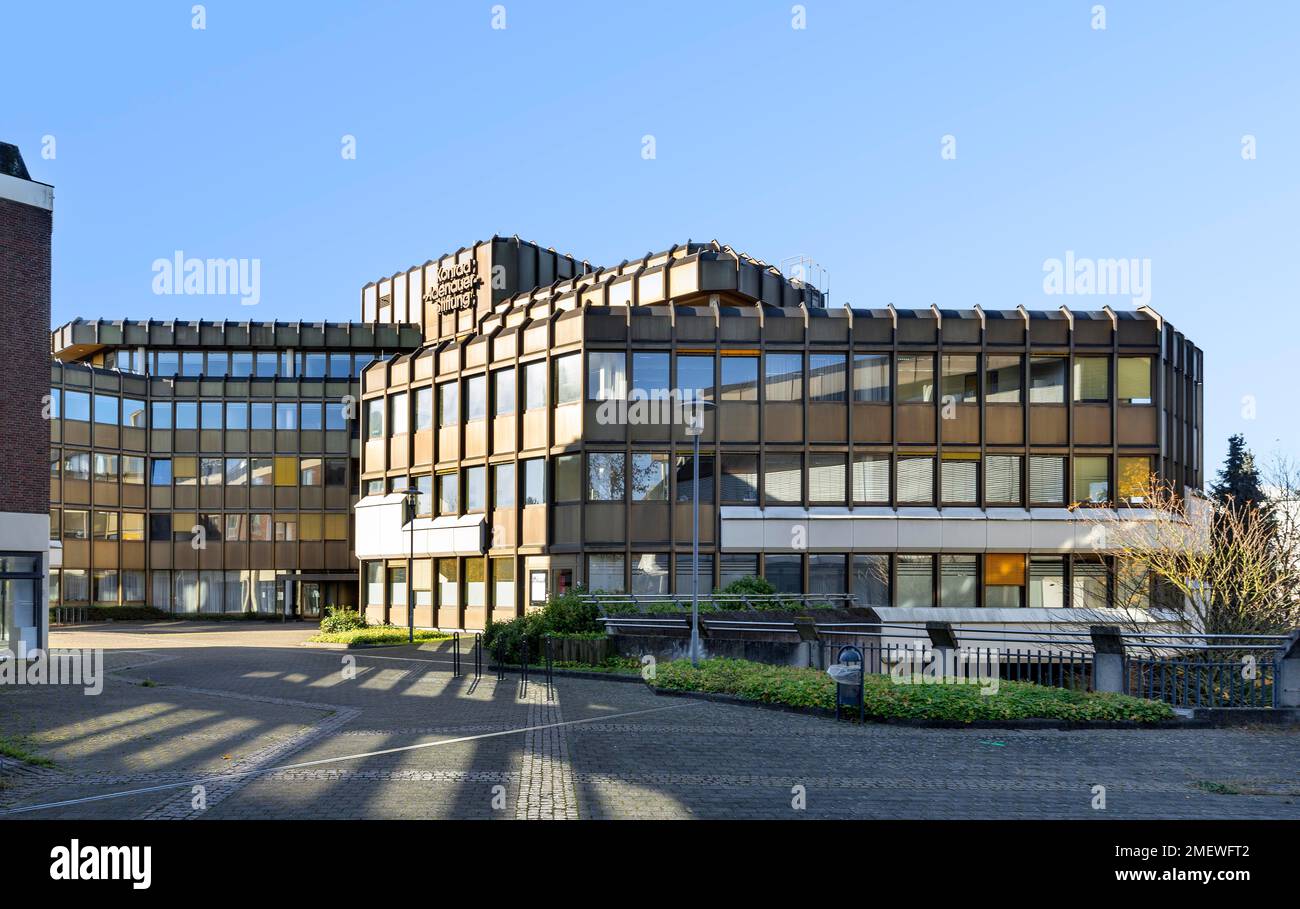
left=300, top=582, right=323, bottom=619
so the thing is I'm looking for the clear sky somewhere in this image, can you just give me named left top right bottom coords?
left=5, top=1, right=1298, bottom=476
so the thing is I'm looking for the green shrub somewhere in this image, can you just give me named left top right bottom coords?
left=715, top=576, right=777, bottom=597
left=483, top=587, right=607, bottom=663
left=651, top=658, right=1176, bottom=723
left=319, top=606, right=367, bottom=634
left=309, top=626, right=450, bottom=646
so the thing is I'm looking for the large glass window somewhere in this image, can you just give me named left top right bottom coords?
left=1029, top=556, right=1067, bottom=608
left=466, top=375, right=486, bottom=422
left=587, top=554, right=625, bottom=593
left=631, top=553, right=669, bottom=595
left=493, top=369, right=515, bottom=417
left=897, top=355, right=934, bottom=403
left=523, top=458, right=545, bottom=505
left=438, top=473, right=459, bottom=515
left=1118, top=456, right=1152, bottom=504
left=764, top=454, right=803, bottom=504
left=763, top=554, right=802, bottom=594
left=940, top=355, right=979, bottom=404
left=415, top=387, right=433, bottom=431
left=897, top=555, right=935, bottom=607
left=155, top=351, right=179, bottom=377
left=122, top=398, right=146, bottom=428
left=675, top=553, right=714, bottom=595
left=1071, top=557, right=1109, bottom=609
left=554, top=454, right=580, bottom=502
left=808, top=453, right=846, bottom=502
left=852, top=354, right=890, bottom=403
left=1073, top=357, right=1110, bottom=403
left=631, top=453, right=668, bottom=501
left=388, top=392, right=408, bottom=435
left=764, top=353, right=803, bottom=401
left=897, top=456, right=935, bottom=504
left=939, top=555, right=978, bottom=607
left=554, top=354, right=581, bottom=405
left=675, top=354, right=714, bottom=401
left=524, top=361, right=546, bottom=410
left=588, top=352, right=626, bottom=401
left=224, top=458, right=248, bottom=486
left=674, top=456, right=714, bottom=503
left=985, top=455, right=1022, bottom=505
left=719, top=553, right=758, bottom=589
left=588, top=453, right=626, bottom=501
left=809, top=554, right=846, bottom=595
left=1029, top=455, right=1065, bottom=504
left=985, top=355, right=1022, bottom=403
left=808, top=354, right=846, bottom=402
left=1073, top=456, right=1110, bottom=504
left=93, top=453, right=118, bottom=481
left=631, top=353, right=670, bottom=398
left=852, top=554, right=890, bottom=607
left=200, top=457, right=223, bottom=486
left=439, top=382, right=458, bottom=426
left=940, top=457, right=979, bottom=504
left=275, top=402, right=296, bottom=431
left=438, top=559, right=458, bottom=608
left=226, top=402, right=248, bottom=430
left=150, top=458, right=172, bottom=486
left=720, top=453, right=759, bottom=503
left=93, top=394, right=118, bottom=425
left=852, top=454, right=890, bottom=502
left=299, top=402, right=322, bottom=431
left=464, top=466, right=485, bottom=512
left=1118, top=356, right=1152, bottom=405
left=201, top=401, right=223, bottom=430
left=231, top=351, right=254, bottom=377
left=63, top=390, right=89, bottom=421
left=1029, top=357, right=1066, bottom=403
left=493, top=463, right=515, bottom=509
left=493, top=559, right=515, bottom=609
left=250, top=458, right=274, bottom=486
left=720, top=356, right=758, bottom=401
left=150, top=401, right=172, bottom=429
left=250, top=403, right=273, bottom=430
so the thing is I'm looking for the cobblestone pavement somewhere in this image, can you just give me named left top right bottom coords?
left=1, top=622, right=1298, bottom=820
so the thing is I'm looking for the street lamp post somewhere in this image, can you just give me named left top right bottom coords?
left=403, top=486, right=419, bottom=644
left=685, top=398, right=716, bottom=667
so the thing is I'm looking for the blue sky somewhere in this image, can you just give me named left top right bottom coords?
left=5, top=0, right=1298, bottom=473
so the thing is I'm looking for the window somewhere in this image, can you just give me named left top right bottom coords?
left=250, top=403, right=273, bottom=430
left=1073, top=456, right=1110, bottom=504
left=588, top=453, right=626, bottom=501
left=493, top=369, right=515, bottom=417
left=631, top=553, right=669, bottom=595
left=226, top=402, right=248, bottom=430
left=493, top=463, right=515, bottom=508
left=224, top=514, right=248, bottom=541
left=155, top=351, right=179, bottom=377
left=231, top=351, right=254, bottom=377
left=763, top=554, right=802, bottom=594
left=985, top=553, right=1025, bottom=608
left=985, top=355, right=1021, bottom=403
left=852, top=354, right=890, bottom=402
left=364, top=562, right=383, bottom=608
left=1073, top=357, right=1109, bottom=403
left=719, top=553, right=758, bottom=589
left=720, top=356, right=758, bottom=401
left=852, top=554, right=890, bottom=607
left=523, top=459, right=545, bottom=505
left=63, top=451, right=90, bottom=481
left=554, top=354, right=581, bottom=404
left=808, top=453, right=846, bottom=502
left=300, top=458, right=323, bottom=487
left=809, top=554, right=846, bottom=595
left=466, top=375, right=486, bottom=422
left=93, top=394, right=118, bottom=425
left=1029, top=456, right=1065, bottom=504
left=325, top=399, right=347, bottom=431
left=388, top=392, right=408, bottom=435
left=631, top=453, right=668, bottom=501
left=1118, top=456, right=1151, bottom=504
left=848, top=454, right=888, bottom=503
left=492, top=559, right=515, bottom=609
left=1029, top=357, right=1066, bottom=404
left=587, top=352, right=626, bottom=401
left=897, top=555, right=934, bottom=607
left=587, top=554, right=625, bottom=593
left=121, top=456, right=145, bottom=486
left=275, top=515, right=297, bottom=541
left=63, top=509, right=89, bottom=540
left=764, top=454, right=803, bottom=504
left=674, top=455, right=714, bottom=503
left=1029, top=556, right=1066, bottom=607
left=273, top=456, right=297, bottom=487
left=174, top=457, right=197, bottom=487
left=1072, top=557, right=1109, bottom=609
left=206, top=352, right=229, bottom=377
left=412, top=475, right=433, bottom=516
left=181, top=352, right=203, bottom=377
left=328, top=353, right=351, bottom=378
left=1118, top=356, right=1152, bottom=405
left=122, top=398, right=146, bottom=428
left=302, top=353, right=327, bottom=378
left=524, top=361, right=546, bottom=410
left=438, top=473, right=459, bottom=515
left=438, top=382, right=458, bottom=426
left=200, top=457, right=223, bottom=486
left=149, top=514, right=171, bottom=542
left=201, top=401, right=223, bottom=430
left=940, top=355, right=979, bottom=404
left=438, top=559, right=458, bottom=608
left=388, top=565, right=408, bottom=612
left=675, top=553, right=713, bottom=594
left=897, top=355, right=935, bottom=403
left=464, top=558, right=486, bottom=608
left=92, top=510, right=119, bottom=541
left=720, top=453, right=759, bottom=503
left=250, top=514, right=272, bottom=542
left=298, top=403, right=322, bottom=431
left=64, top=390, right=90, bottom=421
left=631, top=353, right=670, bottom=398
left=93, top=570, right=119, bottom=604
left=93, top=453, right=118, bottom=481
left=463, top=466, right=485, bottom=512
left=897, top=457, right=935, bottom=504
left=940, top=555, right=978, bottom=607
left=366, top=399, right=384, bottom=439
left=150, top=401, right=172, bottom=429
left=808, top=354, right=846, bottom=402
left=250, top=458, right=274, bottom=487
left=554, top=454, right=581, bottom=502
left=325, top=459, right=347, bottom=487
left=675, top=354, right=714, bottom=401
left=764, top=354, right=802, bottom=401
left=941, top=457, right=978, bottom=503
left=276, top=402, right=297, bottom=431
left=985, top=455, right=1022, bottom=505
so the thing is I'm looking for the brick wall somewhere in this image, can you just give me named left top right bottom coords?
left=0, top=195, right=52, bottom=515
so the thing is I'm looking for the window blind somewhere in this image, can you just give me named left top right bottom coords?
left=1073, top=357, right=1109, bottom=402
left=897, top=457, right=934, bottom=503
left=941, top=459, right=978, bottom=503
left=764, top=455, right=803, bottom=504
left=808, top=454, right=846, bottom=502
left=1029, top=456, right=1065, bottom=504
left=852, top=455, right=890, bottom=502
left=985, top=455, right=1022, bottom=504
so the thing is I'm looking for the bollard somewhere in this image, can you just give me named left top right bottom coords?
left=545, top=635, right=554, bottom=701
left=474, top=632, right=482, bottom=679
left=452, top=631, right=461, bottom=677
left=521, top=637, right=529, bottom=698
left=1089, top=625, right=1126, bottom=694
left=1275, top=630, right=1300, bottom=709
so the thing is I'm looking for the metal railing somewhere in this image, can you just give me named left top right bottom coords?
left=585, top=593, right=858, bottom=614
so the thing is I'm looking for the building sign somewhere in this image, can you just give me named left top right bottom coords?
left=422, top=260, right=481, bottom=314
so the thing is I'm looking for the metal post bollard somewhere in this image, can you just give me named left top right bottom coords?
left=521, top=637, right=529, bottom=697
left=474, top=632, right=482, bottom=679
left=545, top=635, right=554, bottom=701
left=452, top=631, right=461, bottom=677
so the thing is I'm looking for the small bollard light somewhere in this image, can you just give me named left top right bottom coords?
left=827, top=645, right=865, bottom=721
